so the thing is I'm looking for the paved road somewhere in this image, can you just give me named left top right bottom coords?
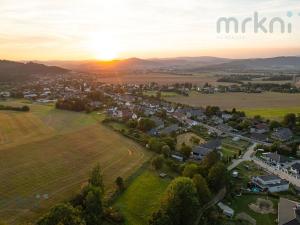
left=227, top=143, right=257, bottom=171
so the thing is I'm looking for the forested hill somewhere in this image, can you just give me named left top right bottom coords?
left=0, top=60, right=69, bottom=82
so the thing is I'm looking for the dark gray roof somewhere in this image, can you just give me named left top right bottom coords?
left=201, top=139, right=222, bottom=150
left=272, top=128, right=293, bottom=141
left=292, top=163, right=300, bottom=172
left=160, top=124, right=179, bottom=134
left=192, top=146, right=213, bottom=155
left=257, top=175, right=281, bottom=182
left=266, top=152, right=289, bottom=163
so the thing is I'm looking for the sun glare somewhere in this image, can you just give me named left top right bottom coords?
left=95, top=49, right=118, bottom=61
left=88, top=36, right=120, bottom=61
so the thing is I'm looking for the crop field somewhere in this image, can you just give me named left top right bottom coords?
left=96, top=73, right=232, bottom=85
left=0, top=100, right=152, bottom=224
left=165, top=92, right=300, bottom=120
left=114, top=170, right=170, bottom=225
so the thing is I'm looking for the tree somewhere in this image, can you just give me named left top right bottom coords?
left=82, top=186, right=103, bottom=225
left=156, top=91, right=162, bottom=99
left=207, top=162, right=227, bottom=192
left=88, top=164, right=104, bottom=194
left=270, top=120, right=281, bottom=131
left=115, top=177, right=125, bottom=191
left=180, top=144, right=192, bottom=159
left=37, top=203, right=85, bottom=225
left=283, top=113, right=297, bottom=129
left=151, top=155, right=164, bottom=170
left=161, top=145, right=171, bottom=158
left=150, top=177, right=199, bottom=225
left=149, top=210, right=172, bottom=225
left=22, top=105, right=30, bottom=112
left=192, top=174, right=211, bottom=204
left=202, top=151, right=219, bottom=169
left=138, top=118, right=156, bottom=131
left=182, top=164, right=199, bottom=178
left=148, top=138, right=165, bottom=153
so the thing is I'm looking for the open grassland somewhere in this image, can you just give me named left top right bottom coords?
left=165, top=92, right=300, bottom=120
left=244, top=107, right=300, bottom=120
left=0, top=100, right=152, bottom=224
left=96, top=73, right=232, bottom=85
left=114, top=170, right=170, bottom=225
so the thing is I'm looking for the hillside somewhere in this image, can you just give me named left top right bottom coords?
left=41, top=57, right=232, bottom=72
left=42, top=56, right=300, bottom=73
left=198, top=56, right=300, bottom=72
left=0, top=60, right=69, bottom=82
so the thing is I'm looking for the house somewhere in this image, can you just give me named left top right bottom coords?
left=251, top=175, right=289, bottom=193
left=160, top=124, right=179, bottom=135
left=250, top=133, right=269, bottom=142
left=290, top=162, right=300, bottom=175
left=211, top=116, right=223, bottom=125
left=278, top=198, right=300, bottom=225
left=263, top=152, right=290, bottom=167
left=192, top=139, right=222, bottom=160
left=185, top=119, right=199, bottom=127
left=221, top=113, right=233, bottom=121
left=272, top=128, right=294, bottom=142
left=251, top=123, right=270, bottom=134
left=217, top=202, right=234, bottom=217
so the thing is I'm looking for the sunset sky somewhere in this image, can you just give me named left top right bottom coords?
left=1, top=0, right=300, bottom=60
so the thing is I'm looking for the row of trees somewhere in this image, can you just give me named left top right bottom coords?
left=150, top=152, right=228, bottom=225
left=0, top=104, right=29, bottom=112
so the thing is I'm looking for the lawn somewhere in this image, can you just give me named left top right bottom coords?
left=231, top=161, right=267, bottom=187
left=221, top=146, right=239, bottom=158
left=114, top=170, right=170, bottom=225
left=230, top=195, right=278, bottom=225
left=221, top=138, right=250, bottom=159
left=244, top=107, right=300, bottom=120
left=0, top=100, right=152, bottom=224
left=222, top=137, right=250, bottom=150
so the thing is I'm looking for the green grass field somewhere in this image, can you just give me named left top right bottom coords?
left=114, top=170, right=170, bottom=225
left=0, top=100, right=152, bottom=224
left=244, top=107, right=300, bottom=120
left=231, top=195, right=278, bottom=225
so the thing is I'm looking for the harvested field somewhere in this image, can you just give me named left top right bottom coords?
left=0, top=100, right=152, bottom=224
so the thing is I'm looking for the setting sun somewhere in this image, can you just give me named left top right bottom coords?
left=87, top=35, right=120, bottom=61
left=95, top=49, right=119, bottom=61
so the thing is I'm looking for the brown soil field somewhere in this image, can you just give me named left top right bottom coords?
left=165, top=91, right=300, bottom=109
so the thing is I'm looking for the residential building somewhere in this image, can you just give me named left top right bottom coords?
left=251, top=175, right=289, bottom=193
